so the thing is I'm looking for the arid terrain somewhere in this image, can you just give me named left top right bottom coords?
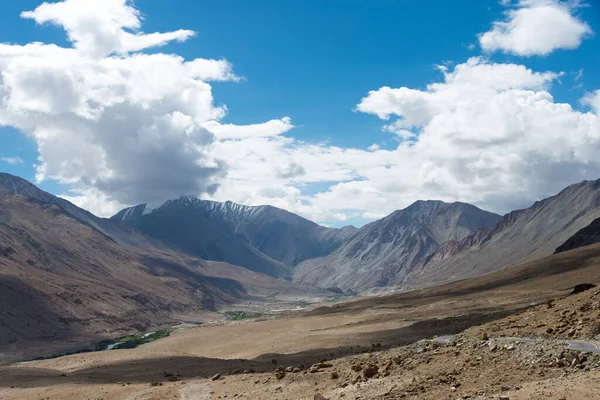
left=3, top=243, right=600, bottom=399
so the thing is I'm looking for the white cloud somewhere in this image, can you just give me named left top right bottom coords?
left=203, top=117, right=294, bottom=140
left=2, top=1, right=600, bottom=227
left=21, top=0, right=195, bottom=58
left=0, top=0, right=250, bottom=208
left=190, top=57, right=600, bottom=224
left=70, top=57, right=600, bottom=223
left=352, top=57, right=600, bottom=215
left=584, top=90, right=600, bottom=113
left=479, top=0, right=593, bottom=56
left=60, top=188, right=125, bottom=218
left=1, top=156, right=24, bottom=165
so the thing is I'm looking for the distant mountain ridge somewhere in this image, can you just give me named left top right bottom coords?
left=5, top=170, right=600, bottom=332
left=404, top=179, right=600, bottom=290
left=294, top=200, right=502, bottom=290
left=113, top=197, right=356, bottom=278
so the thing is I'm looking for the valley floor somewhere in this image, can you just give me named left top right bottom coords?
left=4, top=244, right=600, bottom=399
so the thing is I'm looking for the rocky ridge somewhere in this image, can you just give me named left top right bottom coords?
left=405, top=179, right=600, bottom=290
left=294, top=200, right=501, bottom=291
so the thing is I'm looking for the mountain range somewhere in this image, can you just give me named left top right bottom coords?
left=112, top=199, right=356, bottom=279
left=293, top=200, right=502, bottom=290
left=3, top=172, right=600, bottom=358
left=0, top=174, right=328, bottom=359
left=404, top=179, right=600, bottom=290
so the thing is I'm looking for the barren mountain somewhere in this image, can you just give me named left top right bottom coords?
left=294, top=200, right=501, bottom=291
left=405, top=179, right=600, bottom=290
left=0, top=173, right=319, bottom=360
left=113, top=199, right=355, bottom=277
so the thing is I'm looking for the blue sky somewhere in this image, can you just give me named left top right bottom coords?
left=0, top=0, right=599, bottom=226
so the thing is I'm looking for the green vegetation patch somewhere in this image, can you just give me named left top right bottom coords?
left=95, top=329, right=172, bottom=351
left=223, top=310, right=262, bottom=321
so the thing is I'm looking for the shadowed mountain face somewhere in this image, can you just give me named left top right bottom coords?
left=112, top=199, right=356, bottom=278
left=0, top=173, right=323, bottom=360
left=405, top=179, right=600, bottom=290
left=294, top=201, right=502, bottom=291
left=555, top=217, right=600, bottom=254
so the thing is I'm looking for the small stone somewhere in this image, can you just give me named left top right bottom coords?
left=363, top=365, right=379, bottom=378
left=331, top=371, right=339, bottom=379
left=571, top=358, right=579, bottom=367
left=274, top=370, right=286, bottom=380
left=315, top=362, right=333, bottom=368
left=284, top=367, right=293, bottom=373
left=211, top=373, right=221, bottom=381
left=481, top=332, right=489, bottom=341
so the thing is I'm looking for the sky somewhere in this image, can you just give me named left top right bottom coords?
left=0, top=0, right=599, bottom=227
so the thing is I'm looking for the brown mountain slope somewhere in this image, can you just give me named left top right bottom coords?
left=294, top=200, right=501, bottom=291
left=403, top=179, right=600, bottom=290
left=310, top=242, right=600, bottom=318
left=0, top=174, right=319, bottom=361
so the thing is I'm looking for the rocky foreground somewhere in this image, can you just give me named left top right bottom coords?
left=198, top=287, right=600, bottom=399
left=2, top=286, right=600, bottom=399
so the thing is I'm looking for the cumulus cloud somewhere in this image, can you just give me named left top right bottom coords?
left=60, top=188, right=126, bottom=218
left=205, top=58, right=600, bottom=223
left=353, top=57, right=600, bottom=214
left=479, top=0, right=593, bottom=56
left=21, top=0, right=195, bottom=58
left=0, top=0, right=260, bottom=209
left=203, top=117, right=294, bottom=140
left=2, top=0, right=600, bottom=227
left=1, top=156, right=24, bottom=165
left=584, top=90, right=600, bottom=113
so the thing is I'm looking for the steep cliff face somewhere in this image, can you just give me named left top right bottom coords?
left=294, top=201, right=501, bottom=291
left=405, top=179, right=600, bottom=290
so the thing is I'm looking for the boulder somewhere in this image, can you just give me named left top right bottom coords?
left=572, top=284, right=596, bottom=295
